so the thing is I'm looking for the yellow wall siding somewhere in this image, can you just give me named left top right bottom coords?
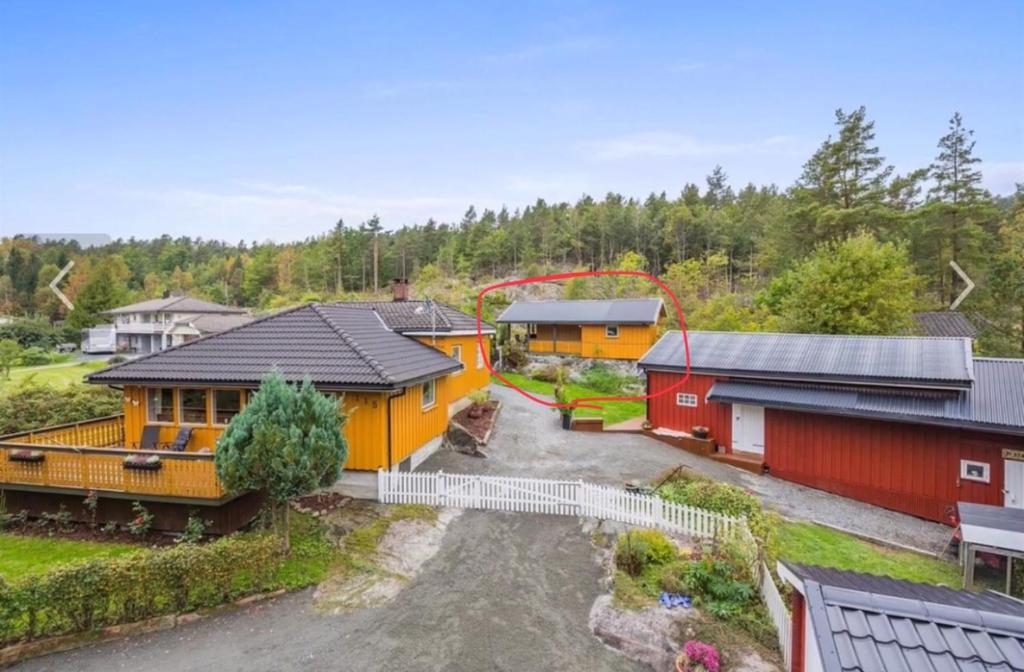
left=413, top=334, right=491, bottom=401
left=388, top=376, right=450, bottom=464
left=528, top=340, right=581, bottom=355
left=339, top=392, right=388, bottom=470
left=123, top=386, right=226, bottom=451
left=580, top=324, right=657, bottom=359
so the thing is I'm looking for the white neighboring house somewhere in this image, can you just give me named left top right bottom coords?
left=85, top=295, right=251, bottom=355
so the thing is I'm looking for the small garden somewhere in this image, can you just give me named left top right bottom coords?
left=493, top=367, right=646, bottom=427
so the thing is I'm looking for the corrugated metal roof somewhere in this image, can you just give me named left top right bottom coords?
left=102, top=295, right=247, bottom=315
left=796, top=565, right=1024, bottom=671
left=914, top=311, right=979, bottom=338
left=88, top=303, right=462, bottom=389
left=640, top=331, right=976, bottom=389
left=496, top=299, right=664, bottom=325
left=785, top=563, right=1023, bottom=617
left=706, top=358, right=1024, bottom=433
left=959, top=503, right=1024, bottom=535
left=339, top=301, right=495, bottom=333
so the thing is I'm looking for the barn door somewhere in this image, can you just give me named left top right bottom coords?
left=731, top=405, right=765, bottom=455
left=1006, top=459, right=1024, bottom=508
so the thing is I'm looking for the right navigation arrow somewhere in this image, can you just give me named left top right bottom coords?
left=949, top=260, right=975, bottom=311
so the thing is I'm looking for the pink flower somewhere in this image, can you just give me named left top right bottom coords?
left=682, top=640, right=720, bottom=672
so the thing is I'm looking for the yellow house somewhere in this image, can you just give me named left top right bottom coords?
left=496, top=298, right=664, bottom=360
left=0, top=295, right=494, bottom=530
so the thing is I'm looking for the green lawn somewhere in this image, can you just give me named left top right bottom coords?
left=493, top=372, right=646, bottom=426
left=777, top=521, right=962, bottom=587
left=0, top=533, right=140, bottom=581
left=1, top=359, right=109, bottom=390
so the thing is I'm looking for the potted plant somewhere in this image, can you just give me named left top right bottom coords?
left=554, top=383, right=573, bottom=429
left=676, top=640, right=720, bottom=672
left=467, top=389, right=490, bottom=419
left=691, top=426, right=710, bottom=440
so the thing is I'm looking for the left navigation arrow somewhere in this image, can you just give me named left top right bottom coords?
left=49, top=261, right=75, bottom=311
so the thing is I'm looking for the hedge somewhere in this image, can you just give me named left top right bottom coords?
left=0, top=383, right=122, bottom=435
left=0, top=534, right=281, bottom=644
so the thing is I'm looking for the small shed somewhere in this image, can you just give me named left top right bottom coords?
left=958, top=502, right=1024, bottom=594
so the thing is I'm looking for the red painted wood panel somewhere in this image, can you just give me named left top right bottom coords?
left=765, top=409, right=1015, bottom=524
left=791, top=590, right=806, bottom=672
left=647, top=372, right=733, bottom=451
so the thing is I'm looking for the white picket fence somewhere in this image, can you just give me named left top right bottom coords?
left=378, top=470, right=748, bottom=540
left=377, top=469, right=791, bottom=670
left=758, top=561, right=792, bottom=670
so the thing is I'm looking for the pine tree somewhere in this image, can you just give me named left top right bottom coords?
left=930, top=112, right=982, bottom=205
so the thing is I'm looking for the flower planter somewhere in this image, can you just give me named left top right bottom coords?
left=9, top=449, right=44, bottom=463
left=560, top=413, right=573, bottom=430
left=123, top=454, right=162, bottom=471
left=691, top=426, right=710, bottom=440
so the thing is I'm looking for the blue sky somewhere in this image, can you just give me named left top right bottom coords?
left=2, top=1, right=1022, bottom=242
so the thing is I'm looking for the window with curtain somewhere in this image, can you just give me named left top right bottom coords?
left=180, top=388, right=208, bottom=424
left=214, top=389, right=242, bottom=424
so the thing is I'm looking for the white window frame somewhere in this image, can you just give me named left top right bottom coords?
left=960, top=459, right=990, bottom=484
left=605, top=324, right=620, bottom=338
left=451, top=344, right=463, bottom=376
left=421, top=379, right=437, bottom=410
left=676, top=393, right=698, bottom=408
left=476, top=343, right=485, bottom=369
left=146, top=387, right=176, bottom=424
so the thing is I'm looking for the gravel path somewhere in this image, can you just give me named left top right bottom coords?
left=16, top=512, right=643, bottom=672
left=423, top=385, right=952, bottom=553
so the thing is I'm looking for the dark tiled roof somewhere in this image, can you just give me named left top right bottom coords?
left=793, top=564, right=1024, bottom=671
left=639, top=331, right=975, bottom=389
left=338, top=301, right=495, bottom=333
left=88, top=304, right=461, bottom=389
left=706, top=358, right=1024, bottom=434
left=785, top=563, right=1023, bottom=617
left=178, top=313, right=253, bottom=333
left=496, top=299, right=664, bottom=325
left=914, top=312, right=979, bottom=338
left=102, top=296, right=247, bottom=315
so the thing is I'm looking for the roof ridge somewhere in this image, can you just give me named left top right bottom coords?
left=672, top=330, right=972, bottom=342
left=310, top=303, right=393, bottom=384
left=87, top=303, right=310, bottom=380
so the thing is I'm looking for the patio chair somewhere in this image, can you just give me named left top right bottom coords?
left=135, top=425, right=161, bottom=450
left=166, top=427, right=193, bottom=452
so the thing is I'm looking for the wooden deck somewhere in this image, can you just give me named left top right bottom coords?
left=0, top=416, right=225, bottom=502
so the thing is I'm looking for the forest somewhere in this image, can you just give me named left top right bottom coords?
left=2, top=107, right=1022, bottom=357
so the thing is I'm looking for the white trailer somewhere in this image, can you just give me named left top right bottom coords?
left=81, top=324, right=117, bottom=354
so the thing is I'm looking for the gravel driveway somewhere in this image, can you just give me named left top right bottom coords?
left=423, top=385, right=952, bottom=553
left=16, top=511, right=643, bottom=672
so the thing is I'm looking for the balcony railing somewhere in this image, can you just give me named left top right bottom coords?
left=528, top=339, right=582, bottom=355
left=0, top=417, right=225, bottom=501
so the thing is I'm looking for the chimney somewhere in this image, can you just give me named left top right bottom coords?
left=392, top=278, right=410, bottom=302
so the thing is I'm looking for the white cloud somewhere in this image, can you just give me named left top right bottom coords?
left=982, top=161, right=1024, bottom=195
left=581, top=132, right=801, bottom=161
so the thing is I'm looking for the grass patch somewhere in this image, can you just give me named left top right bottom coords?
left=777, top=521, right=962, bottom=587
left=2, top=360, right=109, bottom=390
left=272, top=512, right=342, bottom=589
left=0, top=533, right=139, bottom=582
left=493, top=372, right=645, bottom=426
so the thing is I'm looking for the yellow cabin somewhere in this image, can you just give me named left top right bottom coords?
left=496, top=298, right=664, bottom=360
left=0, top=294, right=494, bottom=531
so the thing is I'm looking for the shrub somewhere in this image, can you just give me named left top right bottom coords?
left=107, top=354, right=128, bottom=365
left=468, top=389, right=490, bottom=406
left=615, top=529, right=676, bottom=576
left=579, top=364, right=636, bottom=395
left=180, top=513, right=211, bottom=544
left=126, top=501, right=153, bottom=536
left=0, top=383, right=122, bottom=435
left=17, top=347, right=50, bottom=366
left=0, top=534, right=281, bottom=644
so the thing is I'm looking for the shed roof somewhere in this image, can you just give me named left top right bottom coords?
left=958, top=503, right=1024, bottom=554
left=639, top=331, right=976, bottom=389
left=496, top=299, right=664, bottom=325
left=101, top=295, right=247, bottom=315
left=784, top=563, right=1024, bottom=671
left=913, top=311, right=979, bottom=338
left=705, top=358, right=1024, bottom=434
left=88, top=303, right=462, bottom=389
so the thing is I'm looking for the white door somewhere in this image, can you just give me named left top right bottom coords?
left=731, top=404, right=765, bottom=455
left=1005, top=460, right=1024, bottom=508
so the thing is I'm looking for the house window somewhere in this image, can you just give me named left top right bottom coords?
left=527, top=323, right=538, bottom=338
left=960, top=460, right=990, bottom=484
left=606, top=325, right=620, bottom=338
left=676, top=393, right=698, bottom=408
left=214, top=390, right=242, bottom=425
left=451, top=345, right=463, bottom=375
left=147, top=388, right=175, bottom=423
left=179, top=388, right=208, bottom=424
left=422, top=379, right=437, bottom=410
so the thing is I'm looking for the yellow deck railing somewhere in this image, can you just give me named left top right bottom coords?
left=528, top=340, right=582, bottom=355
left=0, top=417, right=225, bottom=501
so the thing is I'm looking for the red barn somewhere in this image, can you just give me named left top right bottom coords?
left=638, top=331, right=1024, bottom=524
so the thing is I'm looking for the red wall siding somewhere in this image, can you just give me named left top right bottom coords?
left=647, top=372, right=733, bottom=451
left=765, top=409, right=1015, bottom=523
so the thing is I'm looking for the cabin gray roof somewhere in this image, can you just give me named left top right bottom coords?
left=706, top=358, right=1024, bottom=434
left=496, top=299, right=664, bottom=325
left=88, top=304, right=462, bottom=389
left=914, top=311, right=979, bottom=338
left=101, top=295, right=247, bottom=316
left=639, top=331, right=976, bottom=389
left=339, top=301, right=495, bottom=333
left=958, top=503, right=1024, bottom=554
left=786, top=564, right=1024, bottom=672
